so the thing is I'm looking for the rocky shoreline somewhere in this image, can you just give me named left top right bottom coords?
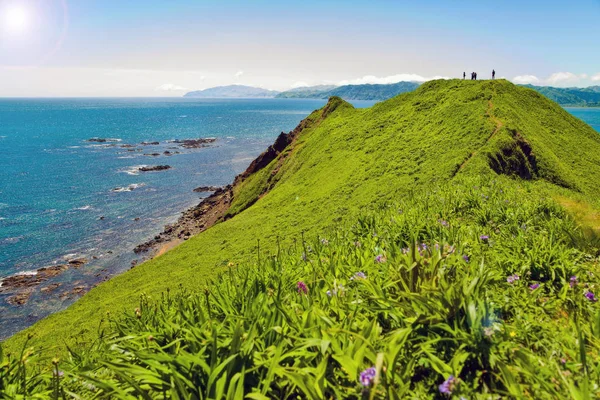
left=1, top=126, right=301, bottom=308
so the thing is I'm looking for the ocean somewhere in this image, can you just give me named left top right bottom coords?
left=0, top=100, right=598, bottom=339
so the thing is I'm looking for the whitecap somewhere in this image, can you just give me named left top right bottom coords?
left=111, top=183, right=146, bottom=193
left=119, top=165, right=147, bottom=176
left=75, top=205, right=93, bottom=211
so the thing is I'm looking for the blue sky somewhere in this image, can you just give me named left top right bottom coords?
left=0, top=0, right=599, bottom=96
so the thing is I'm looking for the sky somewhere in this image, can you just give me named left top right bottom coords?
left=0, top=0, right=599, bottom=97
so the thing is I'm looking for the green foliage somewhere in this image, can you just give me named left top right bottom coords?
left=3, top=80, right=600, bottom=398
left=4, top=178, right=600, bottom=398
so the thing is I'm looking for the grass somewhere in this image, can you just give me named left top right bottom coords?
left=2, top=79, right=600, bottom=398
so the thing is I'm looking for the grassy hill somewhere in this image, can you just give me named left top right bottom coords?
left=3, top=79, right=600, bottom=398
left=523, top=84, right=600, bottom=107
left=276, top=81, right=420, bottom=100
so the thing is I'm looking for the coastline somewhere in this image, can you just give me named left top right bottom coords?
left=0, top=111, right=308, bottom=339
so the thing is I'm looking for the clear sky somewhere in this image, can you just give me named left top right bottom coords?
left=0, top=0, right=599, bottom=97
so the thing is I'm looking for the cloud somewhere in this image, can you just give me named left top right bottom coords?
left=234, top=70, right=244, bottom=79
left=546, top=72, right=584, bottom=86
left=512, top=75, right=540, bottom=85
left=290, top=81, right=309, bottom=89
left=592, top=73, right=600, bottom=82
left=338, top=74, right=449, bottom=86
left=155, top=83, right=188, bottom=91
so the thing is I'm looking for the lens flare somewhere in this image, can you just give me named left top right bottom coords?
left=3, top=5, right=30, bottom=34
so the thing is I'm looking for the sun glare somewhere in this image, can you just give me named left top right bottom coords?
left=3, top=4, right=30, bottom=34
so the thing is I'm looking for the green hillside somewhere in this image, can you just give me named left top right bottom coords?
left=276, top=81, right=420, bottom=100
left=3, top=80, right=600, bottom=398
left=523, top=84, right=600, bottom=107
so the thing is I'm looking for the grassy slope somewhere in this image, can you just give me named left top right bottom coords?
left=5, top=79, right=600, bottom=356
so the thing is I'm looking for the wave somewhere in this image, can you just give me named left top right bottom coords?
left=120, top=165, right=148, bottom=176
left=111, top=183, right=146, bottom=193
left=75, top=205, right=93, bottom=211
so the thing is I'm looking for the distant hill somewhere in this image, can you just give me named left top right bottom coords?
left=184, top=85, right=279, bottom=98
left=523, top=84, right=600, bottom=106
left=275, top=85, right=337, bottom=99
left=276, top=81, right=420, bottom=100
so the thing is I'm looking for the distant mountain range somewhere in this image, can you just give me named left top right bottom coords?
left=523, top=85, right=600, bottom=107
left=183, top=83, right=600, bottom=106
left=276, top=82, right=420, bottom=100
left=183, top=85, right=279, bottom=98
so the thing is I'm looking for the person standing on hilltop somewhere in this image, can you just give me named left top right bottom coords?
left=492, top=69, right=496, bottom=79
left=463, top=72, right=466, bottom=79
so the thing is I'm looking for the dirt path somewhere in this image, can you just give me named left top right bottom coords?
left=455, top=99, right=504, bottom=174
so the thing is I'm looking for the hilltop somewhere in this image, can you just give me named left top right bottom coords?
left=4, top=80, right=600, bottom=398
left=183, top=85, right=280, bottom=98
left=523, top=84, right=600, bottom=106
left=276, top=81, right=420, bottom=100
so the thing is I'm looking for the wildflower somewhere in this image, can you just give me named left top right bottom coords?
left=326, top=290, right=332, bottom=297
left=297, top=281, right=308, bottom=295
left=507, top=274, right=520, bottom=284
left=483, top=327, right=494, bottom=337
left=53, top=370, right=64, bottom=378
left=529, top=283, right=540, bottom=291
left=509, top=331, right=517, bottom=337
left=438, top=219, right=449, bottom=227
left=462, top=255, right=470, bottom=262
left=560, top=358, right=567, bottom=365
left=569, top=275, right=578, bottom=288
left=402, top=247, right=410, bottom=254
left=359, top=367, right=377, bottom=387
left=301, top=253, right=307, bottom=262
left=375, top=254, right=387, bottom=263
left=480, top=235, right=490, bottom=241
left=439, top=375, right=458, bottom=395
left=320, top=238, right=329, bottom=246
left=351, top=271, right=367, bottom=280
left=354, top=241, right=361, bottom=247
left=585, top=291, right=597, bottom=302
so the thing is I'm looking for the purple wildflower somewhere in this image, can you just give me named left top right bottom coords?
left=320, top=238, right=329, bottom=246
left=529, top=283, right=540, bottom=291
left=301, top=253, right=307, bottom=262
left=569, top=276, right=578, bottom=288
left=480, top=235, right=490, bottom=241
left=402, top=247, right=410, bottom=254
left=462, top=255, right=470, bottom=262
left=359, top=367, right=377, bottom=387
left=351, top=271, right=367, bottom=280
left=326, top=290, right=332, bottom=297
left=375, top=254, right=387, bottom=263
left=507, top=274, right=520, bottom=284
left=585, top=291, right=597, bottom=302
left=438, top=219, right=449, bottom=227
left=297, top=281, right=308, bottom=295
left=439, top=375, right=457, bottom=395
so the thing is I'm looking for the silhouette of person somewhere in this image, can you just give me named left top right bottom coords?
left=471, top=72, right=474, bottom=80
left=463, top=72, right=466, bottom=80
left=492, top=69, right=496, bottom=79
left=474, top=72, right=478, bottom=80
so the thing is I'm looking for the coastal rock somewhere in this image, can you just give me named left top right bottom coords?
left=139, top=165, right=171, bottom=172
left=193, top=186, right=222, bottom=193
left=144, top=153, right=161, bottom=157
left=163, top=150, right=180, bottom=156
left=68, top=258, right=88, bottom=268
left=7, top=290, right=32, bottom=306
left=141, top=141, right=160, bottom=146
left=88, top=138, right=120, bottom=143
left=120, top=144, right=135, bottom=148
left=171, top=138, right=217, bottom=149
left=40, top=283, right=62, bottom=294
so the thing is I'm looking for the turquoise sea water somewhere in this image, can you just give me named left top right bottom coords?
left=0, top=101, right=597, bottom=339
